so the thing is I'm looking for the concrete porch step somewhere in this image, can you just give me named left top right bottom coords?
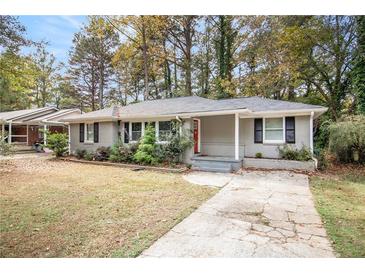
left=191, top=156, right=242, bottom=173
left=191, top=165, right=232, bottom=173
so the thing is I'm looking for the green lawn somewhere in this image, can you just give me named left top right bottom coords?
left=0, top=157, right=217, bottom=257
left=310, top=167, right=365, bottom=257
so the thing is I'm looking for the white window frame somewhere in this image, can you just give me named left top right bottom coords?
left=157, top=121, right=172, bottom=143
left=263, top=117, right=285, bottom=144
left=124, top=119, right=177, bottom=144
left=85, top=122, right=94, bottom=143
left=129, top=122, right=142, bottom=142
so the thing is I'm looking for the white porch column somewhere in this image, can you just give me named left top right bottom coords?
left=8, top=122, right=12, bottom=144
left=43, top=124, right=47, bottom=145
left=235, top=113, right=239, bottom=160
left=141, top=121, right=145, bottom=137
left=309, top=111, right=314, bottom=154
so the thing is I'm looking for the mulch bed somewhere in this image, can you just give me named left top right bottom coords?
left=59, top=157, right=188, bottom=173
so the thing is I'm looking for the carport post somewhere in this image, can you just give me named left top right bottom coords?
left=43, top=124, right=47, bottom=146
left=8, top=122, right=12, bottom=144
left=1, top=123, right=4, bottom=141
left=235, top=113, right=239, bottom=160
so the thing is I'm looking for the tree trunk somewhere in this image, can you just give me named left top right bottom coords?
left=141, top=17, right=149, bottom=100
left=184, top=16, right=193, bottom=96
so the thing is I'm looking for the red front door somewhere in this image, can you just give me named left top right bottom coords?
left=193, top=119, right=199, bottom=154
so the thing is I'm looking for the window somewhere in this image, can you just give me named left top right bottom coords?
left=158, top=121, right=171, bottom=142
left=85, top=123, right=94, bottom=142
left=254, top=119, right=263, bottom=143
left=285, top=117, right=295, bottom=143
left=131, top=122, right=142, bottom=141
left=264, top=117, right=284, bottom=143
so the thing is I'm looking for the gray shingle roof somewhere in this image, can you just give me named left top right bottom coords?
left=62, top=96, right=327, bottom=122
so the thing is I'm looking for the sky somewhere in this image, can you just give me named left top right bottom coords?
left=18, top=16, right=88, bottom=64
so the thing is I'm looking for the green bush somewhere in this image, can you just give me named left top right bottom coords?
left=83, top=151, right=94, bottom=161
left=158, top=122, right=193, bottom=163
left=328, top=115, right=365, bottom=163
left=109, top=140, right=138, bottom=163
left=46, top=132, right=68, bottom=157
left=278, top=144, right=312, bottom=161
left=134, top=125, right=160, bottom=165
left=94, top=146, right=111, bottom=161
left=255, top=152, right=263, bottom=158
left=0, top=137, right=13, bottom=156
left=75, top=148, right=87, bottom=159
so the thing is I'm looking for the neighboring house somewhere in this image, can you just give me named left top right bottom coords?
left=62, top=96, right=327, bottom=171
left=0, top=107, right=81, bottom=146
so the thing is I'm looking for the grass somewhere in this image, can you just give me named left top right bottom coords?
left=310, top=165, right=365, bottom=257
left=0, top=157, right=217, bottom=258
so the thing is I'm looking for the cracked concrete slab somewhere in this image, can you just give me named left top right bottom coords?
left=140, top=170, right=334, bottom=258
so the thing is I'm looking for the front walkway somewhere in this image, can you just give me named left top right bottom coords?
left=141, top=171, right=334, bottom=257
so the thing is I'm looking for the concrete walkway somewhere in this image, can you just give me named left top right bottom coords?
left=141, top=171, right=334, bottom=257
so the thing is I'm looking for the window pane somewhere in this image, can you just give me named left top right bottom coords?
left=286, top=130, right=295, bottom=143
left=132, top=131, right=141, bottom=140
left=254, top=130, right=262, bottom=143
left=286, top=117, right=295, bottom=130
left=86, top=124, right=94, bottom=141
left=265, top=129, right=283, bottom=140
left=265, top=118, right=283, bottom=129
left=254, top=118, right=262, bottom=130
left=159, top=121, right=171, bottom=131
left=132, top=122, right=141, bottom=131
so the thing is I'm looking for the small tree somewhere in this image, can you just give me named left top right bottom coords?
left=133, top=125, right=159, bottom=165
left=46, top=132, right=69, bottom=157
left=328, top=115, right=365, bottom=163
left=160, top=121, right=193, bottom=163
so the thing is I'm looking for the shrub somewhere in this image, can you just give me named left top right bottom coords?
left=83, top=151, right=94, bottom=161
left=0, top=137, right=13, bottom=156
left=75, top=148, right=87, bottom=159
left=109, top=140, right=138, bottom=163
left=159, top=123, right=193, bottom=163
left=278, top=144, right=312, bottom=161
left=255, top=152, right=263, bottom=158
left=94, top=146, right=111, bottom=161
left=328, top=115, right=365, bottom=163
left=134, top=125, right=160, bottom=165
left=45, top=132, right=68, bottom=157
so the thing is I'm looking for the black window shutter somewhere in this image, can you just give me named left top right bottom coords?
left=94, top=123, right=99, bottom=143
left=254, top=118, right=263, bottom=143
left=285, top=117, right=295, bottom=143
left=79, top=123, right=84, bottom=143
left=124, top=122, right=129, bottom=143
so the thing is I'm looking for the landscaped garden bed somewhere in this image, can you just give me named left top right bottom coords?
left=60, top=156, right=187, bottom=173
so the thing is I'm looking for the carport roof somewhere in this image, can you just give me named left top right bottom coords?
left=0, top=107, right=57, bottom=123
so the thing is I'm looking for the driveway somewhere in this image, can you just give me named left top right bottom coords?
left=141, top=171, right=334, bottom=257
